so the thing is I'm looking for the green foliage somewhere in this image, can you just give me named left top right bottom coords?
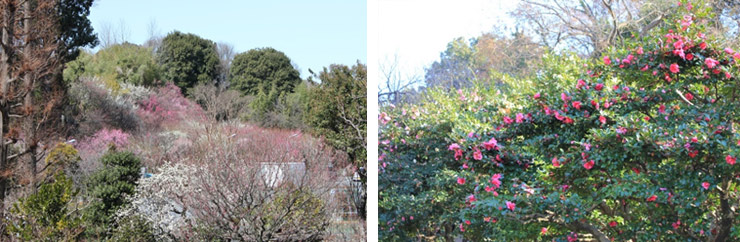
left=157, top=31, right=220, bottom=92
left=263, top=189, right=328, bottom=240
left=305, top=62, right=367, bottom=169
left=64, top=43, right=161, bottom=88
left=57, top=0, right=98, bottom=62
left=247, top=80, right=312, bottom=129
left=8, top=172, right=83, bottom=241
left=45, top=142, right=82, bottom=171
left=380, top=1, right=740, bottom=241
left=425, top=32, right=544, bottom=90
left=85, top=150, right=142, bottom=237
left=107, top=213, right=156, bottom=242
left=229, top=47, right=301, bottom=97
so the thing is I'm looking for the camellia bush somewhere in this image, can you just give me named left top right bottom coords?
left=379, top=1, right=740, bottom=241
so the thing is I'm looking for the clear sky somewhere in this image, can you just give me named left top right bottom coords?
left=377, top=0, right=518, bottom=81
left=89, top=0, right=367, bottom=79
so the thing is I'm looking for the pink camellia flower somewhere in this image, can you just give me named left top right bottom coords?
left=594, top=83, right=604, bottom=91
left=552, top=157, right=561, bottom=167
left=684, top=92, right=694, bottom=101
left=659, top=104, right=666, bottom=114
left=641, top=64, right=649, bottom=71
left=467, top=194, right=477, bottom=203
left=459, top=223, right=464, bottom=232
left=576, top=79, right=587, bottom=89
left=637, top=46, right=644, bottom=54
left=686, top=53, right=694, bottom=60
left=561, top=92, right=570, bottom=102
left=625, top=54, right=634, bottom=64
left=583, top=160, right=594, bottom=170
left=705, top=58, right=719, bottom=69
left=503, top=116, right=513, bottom=124
left=465, top=220, right=471, bottom=225
left=473, top=148, right=483, bottom=160
left=379, top=112, right=391, bottom=125
left=483, top=137, right=498, bottom=150
left=491, top=173, right=503, bottom=188
left=726, top=155, right=736, bottom=165
left=725, top=48, right=735, bottom=54
left=448, top=143, right=461, bottom=150
left=673, top=39, right=684, bottom=49
left=457, top=177, right=466, bottom=185
left=541, top=227, right=548, bottom=235
left=734, top=52, right=740, bottom=62
left=410, top=216, right=414, bottom=220
left=647, top=195, right=657, bottom=202
left=515, top=113, right=524, bottom=123
left=534, top=93, right=541, bottom=99
left=599, top=116, right=607, bottom=124
left=699, top=42, right=707, bottom=50
left=505, top=201, right=516, bottom=211
left=603, top=56, right=611, bottom=65
left=702, top=182, right=710, bottom=190
left=572, top=101, right=582, bottom=110
left=670, top=63, right=680, bottom=73
left=484, top=186, right=495, bottom=192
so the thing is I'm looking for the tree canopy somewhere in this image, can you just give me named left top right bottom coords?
left=157, top=31, right=220, bottom=92
left=229, top=47, right=301, bottom=96
left=306, top=62, right=367, bottom=171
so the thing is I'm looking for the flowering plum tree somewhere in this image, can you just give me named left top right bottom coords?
left=379, top=1, right=740, bottom=241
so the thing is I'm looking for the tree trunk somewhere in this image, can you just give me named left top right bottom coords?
left=713, top=195, right=734, bottom=242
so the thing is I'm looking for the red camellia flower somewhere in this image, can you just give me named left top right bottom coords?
left=457, top=177, right=466, bottom=185
left=572, top=101, right=582, bottom=110
left=670, top=63, right=680, bottom=73
left=583, top=160, right=594, bottom=170
left=705, top=57, right=719, bottom=69
left=594, top=83, right=604, bottom=91
left=599, top=116, right=607, bottom=124
left=552, top=157, right=561, bottom=167
left=647, top=195, right=657, bottom=202
left=688, top=150, right=698, bottom=158
left=609, top=221, right=618, bottom=227
left=702, top=182, right=710, bottom=190
left=603, top=56, right=611, bottom=65
left=699, top=42, right=707, bottom=49
left=726, top=155, right=736, bottom=165
left=684, top=92, right=694, bottom=101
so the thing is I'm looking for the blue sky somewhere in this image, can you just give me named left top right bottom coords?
left=89, top=0, right=367, bottom=79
